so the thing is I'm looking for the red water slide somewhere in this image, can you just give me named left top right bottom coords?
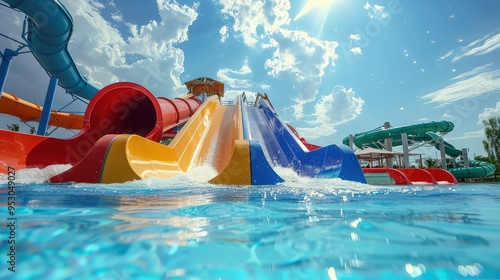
left=399, top=168, right=437, bottom=184
left=363, top=168, right=411, bottom=185
left=0, top=82, right=201, bottom=172
left=424, top=168, right=459, bottom=184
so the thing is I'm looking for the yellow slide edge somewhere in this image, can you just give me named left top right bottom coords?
left=209, top=139, right=251, bottom=185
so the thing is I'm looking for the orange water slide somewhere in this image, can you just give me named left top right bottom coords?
left=0, top=92, right=83, bottom=130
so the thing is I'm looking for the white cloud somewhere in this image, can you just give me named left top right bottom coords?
left=350, top=47, right=363, bottom=55
left=217, top=0, right=291, bottom=48
left=366, top=3, right=388, bottom=20
left=219, top=25, right=228, bottom=42
left=478, top=101, right=500, bottom=124
left=59, top=0, right=199, bottom=97
left=451, top=63, right=492, bottom=80
left=291, top=99, right=306, bottom=120
left=440, top=113, right=453, bottom=119
left=349, top=34, right=361, bottom=44
left=264, top=29, right=338, bottom=107
left=216, top=58, right=270, bottom=100
left=223, top=89, right=257, bottom=102
left=373, top=5, right=384, bottom=12
left=437, top=50, right=454, bottom=61
left=111, top=12, right=123, bottom=23
left=217, top=1, right=339, bottom=119
left=295, top=86, right=364, bottom=139
left=452, top=30, right=500, bottom=62
left=421, top=64, right=500, bottom=107
left=260, top=83, right=271, bottom=91
left=217, top=58, right=253, bottom=89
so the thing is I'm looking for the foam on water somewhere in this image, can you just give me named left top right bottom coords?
left=184, top=162, right=218, bottom=183
left=0, top=164, right=72, bottom=184
left=0, top=162, right=447, bottom=200
left=1, top=171, right=499, bottom=279
left=270, top=165, right=438, bottom=198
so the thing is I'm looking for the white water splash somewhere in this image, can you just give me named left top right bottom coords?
left=0, top=164, right=72, bottom=184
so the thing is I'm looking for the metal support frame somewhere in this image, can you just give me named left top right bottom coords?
left=37, top=76, right=58, bottom=135
left=1, top=15, right=87, bottom=134
left=0, top=48, right=16, bottom=94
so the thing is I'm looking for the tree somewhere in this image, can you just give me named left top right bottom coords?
left=474, top=155, right=490, bottom=162
left=482, top=117, right=500, bottom=163
left=7, top=123, right=19, bottom=131
left=422, top=158, right=440, bottom=168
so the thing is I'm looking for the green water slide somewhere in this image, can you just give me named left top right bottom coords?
left=343, top=121, right=496, bottom=179
left=448, top=160, right=496, bottom=179
left=342, top=121, right=457, bottom=153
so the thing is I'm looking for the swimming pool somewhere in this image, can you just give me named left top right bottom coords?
left=1, top=168, right=499, bottom=279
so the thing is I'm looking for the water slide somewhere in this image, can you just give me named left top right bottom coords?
left=0, top=91, right=83, bottom=129
left=51, top=93, right=284, bottom=185
left=243, top=96, right=366, bottom=183
left=344, top=121, right=496, bottom=180
left=342, top=121, right=456, bottom=151
left=0, top=82, right=201, bottom=171
left=1, top=0, right=367, bottom=185
left=0, top=0, right=202, bottom=171
left=2, top=0, right=100, bottom=99
left=50, top=92, right=366, bottom=185
left=448, top=160, right=496, bottom=180
left=0, top=0, right=96, bottom=129
left=0, top=1, right=219, bottom=183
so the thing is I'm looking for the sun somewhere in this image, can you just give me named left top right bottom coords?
left=294, top=0, right=335, bottom=21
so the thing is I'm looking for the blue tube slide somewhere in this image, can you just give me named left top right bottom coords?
left=2, top=0, right=100, bottom=100
left=242, top=97, right=366, bottom=183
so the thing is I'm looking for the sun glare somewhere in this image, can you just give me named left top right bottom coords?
left=294, top=0, right=335, bottom=21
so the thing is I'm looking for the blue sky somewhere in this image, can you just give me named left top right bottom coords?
left=0, top=0, right=499, bottom=158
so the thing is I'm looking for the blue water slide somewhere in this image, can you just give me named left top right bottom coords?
left=242, top=97, right=366, bottom=183
left=2, top=0, right=100, bottom=100
left=238, top=95, right=284, bottom=185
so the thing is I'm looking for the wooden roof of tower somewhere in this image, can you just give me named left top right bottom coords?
left=184, top=77, right=225, bottom=97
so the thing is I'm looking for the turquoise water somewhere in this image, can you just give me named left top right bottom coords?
left=1, top=169, right=499, bottom=279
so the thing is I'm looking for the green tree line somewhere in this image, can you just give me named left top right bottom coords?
left=475, top=117, right=500, bottom=173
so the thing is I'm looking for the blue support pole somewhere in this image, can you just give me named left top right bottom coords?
left=37, top=76, right=58, bottom=135
left=0, top=49, right=17, bottom=95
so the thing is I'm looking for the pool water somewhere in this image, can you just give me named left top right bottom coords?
left=1, top=168, right=499, bottom=280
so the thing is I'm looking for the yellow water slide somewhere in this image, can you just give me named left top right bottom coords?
left=99, top=95, right=252, bottom=184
